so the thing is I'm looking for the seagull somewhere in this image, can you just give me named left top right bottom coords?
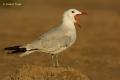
left=4, top=9, right=87, bottom=67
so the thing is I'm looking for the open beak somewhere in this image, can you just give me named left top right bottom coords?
left=74, top=12, right=87, bottom=28
left=80, top=12, right=87, bottom=15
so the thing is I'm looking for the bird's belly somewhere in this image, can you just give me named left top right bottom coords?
left=52, top=34, right=76, bottom=54
left=51, top=40, right=75, bottom=54
left=66, top=31, right=76, bottom=46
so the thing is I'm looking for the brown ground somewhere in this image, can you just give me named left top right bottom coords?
left=0, top=0, right=120, bottom=80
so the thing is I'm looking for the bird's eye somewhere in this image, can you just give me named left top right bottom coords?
left=71, top=11, right=75, bottom=13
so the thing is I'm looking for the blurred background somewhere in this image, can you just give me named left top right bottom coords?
left=0, top=0, right=120, bottom=80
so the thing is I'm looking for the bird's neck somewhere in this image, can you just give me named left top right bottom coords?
left=61, top=17, right=76, bottom=30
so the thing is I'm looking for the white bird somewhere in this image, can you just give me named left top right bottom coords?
left=4, top=9, right=87, bottom=67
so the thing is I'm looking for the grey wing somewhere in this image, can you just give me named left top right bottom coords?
left=25, top=27, right=71, bottom=53
left=40, top=35, right=71, bottom=53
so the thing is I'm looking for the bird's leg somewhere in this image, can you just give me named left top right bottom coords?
left=55, top=54, right=59, bottom=67
left=51, top=54, right=55, bottom=67
left=51, top=54, right=59, bottom=67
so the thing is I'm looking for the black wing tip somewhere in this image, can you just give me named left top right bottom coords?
left=4, top=45, right=21, bottom=50
left=4, top=45, right=26, bottom=54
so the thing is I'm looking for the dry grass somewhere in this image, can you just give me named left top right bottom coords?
left=9, top=64, right=90, bottom=80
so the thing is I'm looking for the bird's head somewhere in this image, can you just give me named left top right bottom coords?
left=63, top=9, right=87, bottom=28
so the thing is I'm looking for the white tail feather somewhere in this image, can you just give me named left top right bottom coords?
left=19, top=51, right=35, bottom=57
